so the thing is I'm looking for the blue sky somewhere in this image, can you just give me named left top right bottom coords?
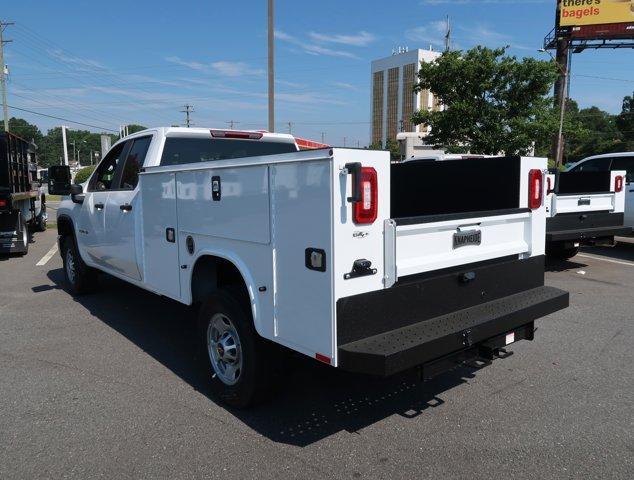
left=4, top=0, right=634, bottom=146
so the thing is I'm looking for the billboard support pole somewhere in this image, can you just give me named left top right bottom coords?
left=551, top=2, right=570, bottom=167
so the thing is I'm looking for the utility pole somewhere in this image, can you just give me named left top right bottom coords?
left=321, top=132, right=325, bottom=143
left=181, top=104, right=194, bottom=128
left=61, top=125, right=69, bottom=166
left=551, top=2, right=569, bottom=167
left=287, top=122, right=292, bottom=134
left=444, top=15, right=451, bottom=52
left=357, top=140, right=360, bottom=148
left=0, top=21, right=14, bottom=133
left=226, top=120, right=239, bottom=129
left=343, top=137, right=347, bottom=147
left=268, top=0, right=275, bottom=132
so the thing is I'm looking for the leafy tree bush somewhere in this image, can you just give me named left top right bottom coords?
left=412, top=46, right=558, bottom=155
left=74, top=165, right=96, bottom=184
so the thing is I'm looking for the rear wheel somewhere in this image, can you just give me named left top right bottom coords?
left=198, top=287, right=271, bottom=408
left=61, top=236, right=97, bottom=294
left=547, top=241, right=579, bottom=260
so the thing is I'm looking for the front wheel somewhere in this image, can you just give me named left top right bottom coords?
left=198, top=288, right=271, bottom=408
left=61, top=236, right=97, bottom=295
left=17, top=214, right=29, bottom=255
left=35, top=202, right=47, bottom=232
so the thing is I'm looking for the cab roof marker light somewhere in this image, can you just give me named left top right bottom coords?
left=209, top=129, right=263, bottom=140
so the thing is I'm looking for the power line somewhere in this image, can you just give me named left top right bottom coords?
left=7, top=104, right=117, bottom=131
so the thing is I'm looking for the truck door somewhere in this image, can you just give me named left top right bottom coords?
left=77, top=142, right=127, bottom=268
left=103, top=135, right=152, bottom=281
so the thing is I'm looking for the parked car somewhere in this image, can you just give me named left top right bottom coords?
left=48, top=128, right=568, bottom=407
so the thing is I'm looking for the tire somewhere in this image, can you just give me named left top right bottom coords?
left=35, top=201, right=47, bottom=232
left=547, top=242, right=579, bottom=260
left=61, top=235, right=97, bottom=295
left=17, top=214, right=29, bottom=256
left=198, top=287, right=272, bottom=408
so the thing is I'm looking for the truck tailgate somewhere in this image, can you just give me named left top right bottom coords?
left=552, top=192, right=615, bottom=215
left=385, top=210, right=532, bottom=284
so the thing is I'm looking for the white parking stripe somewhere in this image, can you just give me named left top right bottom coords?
left=577, top=253, right=634, bottom=267
left=36, top=243, right=59, bottom=266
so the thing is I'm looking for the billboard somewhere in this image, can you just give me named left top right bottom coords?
left=560, top=0, right=634, bottom=27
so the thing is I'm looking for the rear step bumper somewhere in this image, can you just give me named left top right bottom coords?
left=546, top=226, right=631, bottom=242
left=546, top=212, right=631, bottom=242
left=337, top=286, right=569, bottom=376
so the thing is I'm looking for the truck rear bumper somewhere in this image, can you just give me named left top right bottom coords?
left=338, top=286, right=569, bottom=376
left=546, top=211, right=631, bottom=242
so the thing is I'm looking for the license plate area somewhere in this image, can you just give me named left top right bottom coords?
left=453, top=229, right=481, bottom=249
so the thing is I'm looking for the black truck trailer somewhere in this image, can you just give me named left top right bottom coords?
left=0, top=131, right=47, bottom=255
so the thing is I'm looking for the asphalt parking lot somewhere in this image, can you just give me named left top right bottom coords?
left=1, top=229, right=632, bottom=479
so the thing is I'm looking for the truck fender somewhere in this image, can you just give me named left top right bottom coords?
left=56, top=215, right=89, bottom=265
left=188, top=250, right=264, bottom=337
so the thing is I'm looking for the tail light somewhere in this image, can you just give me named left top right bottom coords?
left=353, top=167, right=378, bottom=224
left=210, top=129, right=263, bottom=140
left=0, top=199, right=7, bottom=208
left=546, top=176, right=552, bottom=193
left=615, top=175, right=624, bottom=193
left=528, top=169, right=543, bottom=210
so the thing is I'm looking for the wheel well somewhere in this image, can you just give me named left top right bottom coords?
left=191, top=256, right=250, bottom=307
left=57, top=215, right=74, bottom=238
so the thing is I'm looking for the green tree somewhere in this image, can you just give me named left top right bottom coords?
left=126, top=124, right=147, bottom=134
left=368, top=139, right=401, bottom=160
left=616, top=91, right=633, bottom=151
left=2, top=117, right=44, bottom=146
left=74, top=165, right=96, bottom=184
left=411, top=46, right=559, bottom=155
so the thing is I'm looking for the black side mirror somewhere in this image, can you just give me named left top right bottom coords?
left=48, top=165, right=72, bottom=195
left=70, top=183, right=85, bottom=204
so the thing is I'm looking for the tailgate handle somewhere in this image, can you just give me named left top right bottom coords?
left=344, top=162, right=362, bottom=203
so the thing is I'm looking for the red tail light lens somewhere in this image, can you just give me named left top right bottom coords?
left=528, top=169, right=543, bottom=210
left=0, top=199, right=7, bottom=208
left=353, top=167, right=378, bottom=224
left=615, top=175, right=623, bottom=193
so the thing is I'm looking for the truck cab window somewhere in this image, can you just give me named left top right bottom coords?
left=611, top=157, right=634, bottom=184
left=572, top=157, right=612, bottom=172
left=160, top=138, right=297, bottom=166
left=118, top=136, right=151, bottom=190
left=89, top=142, right=126, bottom=191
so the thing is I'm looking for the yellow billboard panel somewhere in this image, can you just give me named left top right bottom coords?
left=560, top=0, right=634, bottom=27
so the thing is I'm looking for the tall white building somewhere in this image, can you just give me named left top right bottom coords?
left=370, top=48, right=441, bottom=147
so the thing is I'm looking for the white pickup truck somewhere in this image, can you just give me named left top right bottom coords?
left=48, top=128, right=569, bottom=407
left=545, top=166, right=631, bottom=260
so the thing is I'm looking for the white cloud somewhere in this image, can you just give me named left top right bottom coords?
left=164, top=56, right=264, bottom=76
left=331, top=81, right=358, bottom=91
left=405, top=21, right=448, bottom=47
left=47, top=49, right=105, bottom=70
left=308, top=31, right=375, bottom=47
left=275, top=30, right=358, bottom=59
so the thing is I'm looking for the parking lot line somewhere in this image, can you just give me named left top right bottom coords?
left=577, top=253, right=634, bottom=267
left=36, top=243, right=58, bottom=266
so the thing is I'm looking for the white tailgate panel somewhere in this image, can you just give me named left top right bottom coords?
left=395, top=212, right=531, bottom=277
left=553, top=193, right=615, bottom=215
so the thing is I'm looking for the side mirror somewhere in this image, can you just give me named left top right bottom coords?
left=48, top=166, right=72, bottom=195
left=70, top=183, right=85, bottom=204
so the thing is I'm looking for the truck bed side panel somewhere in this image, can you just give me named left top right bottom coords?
left=140, top=172, right=181, bottom=299
left=270, top=159, right=335, bottom=358
left=176, top=166, right=270, bottom=244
